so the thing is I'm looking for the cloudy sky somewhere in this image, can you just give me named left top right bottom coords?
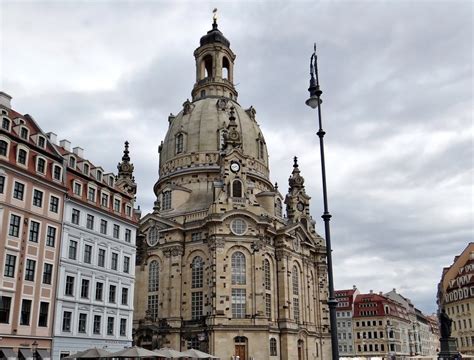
left=1, top=0, right=472, bottom=314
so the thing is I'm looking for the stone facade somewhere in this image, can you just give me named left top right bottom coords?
left=438, top=242, right=474, bottom=355
left=133, top=20, right=332, bottom=360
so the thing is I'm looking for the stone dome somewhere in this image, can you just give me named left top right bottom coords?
left=158, top=97, right=269, bottom=182
left=200, top=21, right=230, bottom=47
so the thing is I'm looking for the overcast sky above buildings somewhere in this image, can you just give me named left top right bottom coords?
left=1, top=0, right=472, bottom=314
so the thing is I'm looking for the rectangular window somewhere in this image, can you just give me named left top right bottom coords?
left=0, top=175, right=4, bottom=193
left=37, top=157, right=46, bottom=173
left=9, top=214, right=21, bottom=237
left=29, top=220, right=40, bottom=242
left=123, top=256, right=130, bottom=273
left=53, top=165, right=62, bottom=181
left=25, top=259, right=36, bottom=281
left=69, top=240, right=77, bottom=260
left=109, top=285, right=116, bottom=303
left=121, top=288, right=128, bottom=305
left=265, top=293, right=272, bottom=319
left=125, top=229, right=131, bottom=243
left=120, top=318, right=127, bottom=336
left=62, top=311, right=72, bottom=332
left=43, top=263, right=53, bottom=284
left=293, top=298, right=300, bottom=322
left=231, top=288, right=246, bottom=318
left=71, top=209, right=80, bottom=225
left=87, top=187, right=96, bottom=202
left=93, top=315, right=101, bottom=334
left=113, top=224, right=120, bottom=239
left=101, top=193, right=109, bottom=207
left=111, top=253, right=118, bottom=270
left=86, top=214, right=94, bottom=230
left=107, top=317, right=114, bottom=335
left=0, top=296, right=12, bottom=323
left=98, top=249, right=106, bottom=267
left=95, top=282, right=104, bottom=301
left=20, top=299, right=32, bottom=325
left=78, top=313, right=87, bottom=333
left=191, top=232, right=202, bottom=242
left=148, top=295, right=159, bottom=321
left=38, top=302, right=49, bottom=327
left=4, top=254, right=16, bottom=278
left=49, top=195, right=59, bottom=213
left=100, top=219, right=107, bottom=234
left=33, top=189, right=43, bottom=207
left=20, top=127, right=28, bottom=139
left=65, top=276, right=75, bottom=296
left=191, top=291, right=203, bottom=319
left=46, top=226, right=56, bottom=247
left=126, top=205, right=132, bottom=216
left=73, top=182, right=82, bottom=195
left=18, top=148, right=27, bottom=164
left=84, top=244, right=92, bottom=264
left=13, top=181, right=24, bottom=200
left=81, top=279, right=90, bottom=298
left=114, top=198, right=121, bottom=212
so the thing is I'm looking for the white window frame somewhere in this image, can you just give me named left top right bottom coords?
left=16, top=144, right=29, bottom=167
left=87, top=184, right=97, bottom=202
left=31, top=187, right=44, bottom=208
left=73, top=180, right=83, bottom=197
left=0, top=136, right=11, bottom=159
left=19, top=125, right=29, bottom=140
left=113, top=196, right=122, bottom=213
left=52, top=164, right=63, bottom=182
left=37, top=135, right=46, bottom=148
left=35, top=155, right=47, bottom=175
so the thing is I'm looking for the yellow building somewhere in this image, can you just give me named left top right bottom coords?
left=438, top=242, right=474, bottom=355
left=133, top=19, right=332, bottom=360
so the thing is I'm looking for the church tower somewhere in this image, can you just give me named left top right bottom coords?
left=134, top=17, right=331, bottom=360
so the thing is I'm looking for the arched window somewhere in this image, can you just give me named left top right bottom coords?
left=0, top=140, right=8, bottom=156
left=203, top=55, right=213, bottom=78
left=232, top=179, right=242, bottom=198
left=231, top=252, right=246, bottom=285
left=2, top=118, right=10, bottom=131
left=162, top=191, right=171, bottom=210
left=17, top=148, right=27, bottom=165
left=222, top=57, right=230, bottom=80
left=270, top=338, right=277, bottom=356
left=148, top=260, right=159, bottom=292
left=258, top=139, right=265, bottom=159
left=293, top=266, right=300, bottom=322
left=191, top=256, right=204, bottom=289
left=275, top=198, right=282, bottom=217
left=175, top=133, right=184, bottom=154
left=69, top=156, right=76, bottom=168
left=263, top=259, right=271, bottom=290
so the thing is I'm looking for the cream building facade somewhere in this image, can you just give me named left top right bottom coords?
left=133, top=20, right=332, bottom=360
left=438, top=242, right=474, bottom=355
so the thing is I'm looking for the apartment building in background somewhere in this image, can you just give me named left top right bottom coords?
left=51, top=140, right=138, bottom=358
left=0, top=92, right=66, bottom=359
left=336, top=286, right=359, bottom=356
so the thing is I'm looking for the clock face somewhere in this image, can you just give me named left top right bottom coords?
left=230, top=162, right=240, bottom=173
left=297, top=202, right=305, bottom=211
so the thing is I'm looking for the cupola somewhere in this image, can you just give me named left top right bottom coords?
left=192, top=15, right=238, bottom=101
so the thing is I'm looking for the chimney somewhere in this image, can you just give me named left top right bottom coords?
left=73, top=146, right=84, bottom=158
left=379, top=292, right=383, bottom=295
left=353, top=285, right=357, bottom=290
left=369, top=289, right=373, bottom=294
left=0, top=92, right=12, bottom=109
left=393, top=288, right=396, bottom=293
left=46, top=132, right=57, bottom=145
left=59, top=139, right=71, bottom=151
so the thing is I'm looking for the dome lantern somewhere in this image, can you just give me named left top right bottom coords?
left=192, top=15, right=238, bottom=101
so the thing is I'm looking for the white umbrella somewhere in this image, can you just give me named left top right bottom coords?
left=154, top=347, right=187, bottom=358
left=181, top=348, right=219, bottom=359
left=107, top=346, right=158, bottom=358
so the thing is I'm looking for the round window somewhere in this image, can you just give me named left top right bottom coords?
left=231, top=218, right=247, bottom=235
left=147, top=226, right=160, bottom=247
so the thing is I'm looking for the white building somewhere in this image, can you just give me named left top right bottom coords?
left=336, top=287, right=359, bottom=356
left=52, top=142, right=138, bottom=358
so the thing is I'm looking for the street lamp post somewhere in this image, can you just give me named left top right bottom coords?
left=306, top=44, right=339, bottom=360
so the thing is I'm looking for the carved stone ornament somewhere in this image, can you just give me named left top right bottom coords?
left=216, top=97, right=228, bottom=111
left=163, top=245, right=184, bottom=258
left=182, top=99, right=194, bottom=115
left=245, top=106, right=256, bottom=121
left=208, top=236, right=226, bottom=251
left=251, top=237, right=266, bottom=252
left=275, top=249, right=286, bottom=261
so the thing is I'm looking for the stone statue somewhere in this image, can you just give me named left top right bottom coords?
left=439, top=308, right=453, bottom=338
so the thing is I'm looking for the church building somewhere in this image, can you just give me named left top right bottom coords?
left=133, top=18, right=332, bottom=360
